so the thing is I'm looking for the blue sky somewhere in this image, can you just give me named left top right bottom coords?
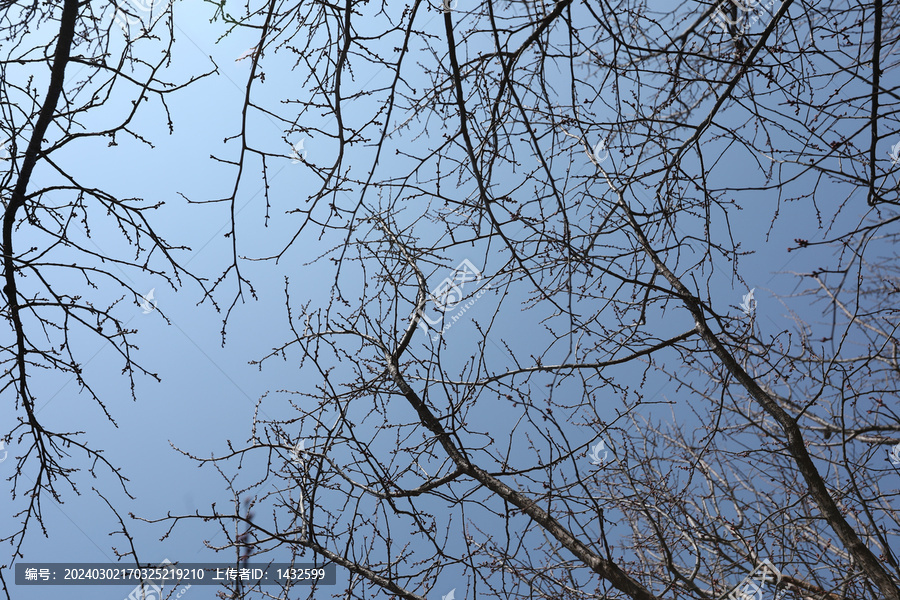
left=3, top=1, right=897, bottom=599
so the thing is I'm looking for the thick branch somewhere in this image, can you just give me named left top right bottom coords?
left=615, top=189, right=900, bottom=600
left=2, top=0, right=79, bottom=424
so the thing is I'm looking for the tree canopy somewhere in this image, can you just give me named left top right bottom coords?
left=2, top=0, right=900, bottom=599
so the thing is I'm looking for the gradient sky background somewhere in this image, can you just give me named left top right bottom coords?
left=1, top=1, right=883, bottom=599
